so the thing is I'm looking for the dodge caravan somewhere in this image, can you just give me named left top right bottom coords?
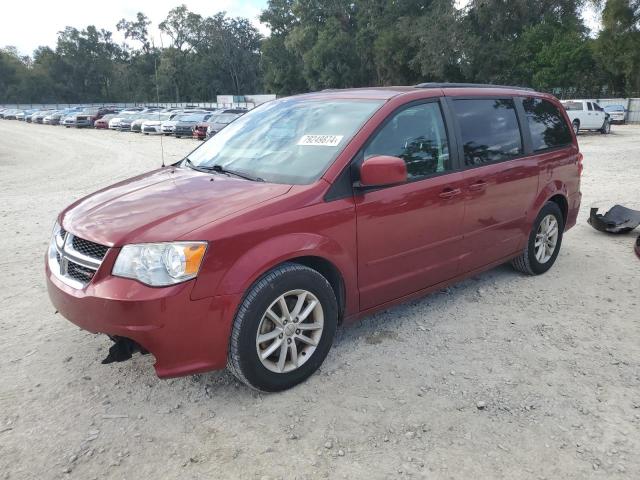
left=46, top=84, right=582, bottom=391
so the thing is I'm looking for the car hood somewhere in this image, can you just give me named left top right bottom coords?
left=60, top=167, right=292, bottom=246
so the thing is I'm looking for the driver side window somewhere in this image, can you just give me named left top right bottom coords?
left=364, top=102, right=451, bottom=181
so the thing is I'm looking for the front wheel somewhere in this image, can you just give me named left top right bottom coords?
left=227, top=263, right=338, bottom=392
left=600, top=119, right=611, bottom=134
left=512, top=202, right=564, bottom=275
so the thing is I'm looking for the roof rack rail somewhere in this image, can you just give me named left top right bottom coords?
left=415, top=82, right=534, bottom=91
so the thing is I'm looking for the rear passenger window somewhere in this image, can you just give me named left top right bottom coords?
left=523, top=98, right=572, bottom=151
left=452, top=99, right=523, bottom=166
left=364, top=102, right=451, bottom=180
left=587, top=102, right=593, bottom=111
left=563, top=102, right=583, bottom=111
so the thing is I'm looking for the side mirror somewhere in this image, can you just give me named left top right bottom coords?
left=358, top=155, right=407, bottom=188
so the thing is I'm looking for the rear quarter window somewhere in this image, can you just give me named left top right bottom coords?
left=523, top=98, right=573, bottom=151
left=451, top=99, right=523, bottom=167
left=563, top=101, right=583, bottom=111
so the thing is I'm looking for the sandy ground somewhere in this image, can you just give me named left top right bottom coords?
left=0, top=120, right=638, bottom=480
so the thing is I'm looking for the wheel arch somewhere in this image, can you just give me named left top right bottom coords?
left=529, top=181, right=569, bottom=228
left=214, top=233, right=356, bottom=321
left=547, top=193, right=568, bottom=225
left=284, top=255, right=347, bottom=323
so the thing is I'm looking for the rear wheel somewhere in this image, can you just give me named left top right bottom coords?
left=227, top=263, right=338, bottom=392
left=572, top=120, right=580, bottom=135
left=512, top=202, right=564, bottom=275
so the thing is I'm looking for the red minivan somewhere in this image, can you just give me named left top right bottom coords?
left=46, top=84, right=582, bottom=391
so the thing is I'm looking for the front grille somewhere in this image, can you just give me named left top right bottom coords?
left=67, top=262, right=96, bottom=284
left=71, top=236, right=109, bottom=260
left=49, top=229, right=109, bottom=289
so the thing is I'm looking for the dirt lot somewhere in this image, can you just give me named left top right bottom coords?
left=0, top=120, right=638, bottom=480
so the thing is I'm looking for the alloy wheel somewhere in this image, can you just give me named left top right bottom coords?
left=255, top=290, right=324, bottom=373
left=535, top=214, right=559, bottom=264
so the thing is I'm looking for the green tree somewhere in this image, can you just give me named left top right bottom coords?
left=593, top=0, right=640, bottom=95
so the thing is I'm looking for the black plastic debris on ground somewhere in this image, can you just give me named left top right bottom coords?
left=588, top=205, right=640, bottom=234
left=102, top=336, right=148, bottom=364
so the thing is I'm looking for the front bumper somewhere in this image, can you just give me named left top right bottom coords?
left=46, top=253, right=240, bottom=378
left=174, top=128, right=193, bottom=137
left=143, top=125, right=162, bottom=134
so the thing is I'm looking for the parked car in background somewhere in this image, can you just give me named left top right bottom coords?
left=32, top=110, right=55, bottom=124
left=117, top=113, right=144, bottom=132
left=108, top=111, right=140, bottom=130
left=192, top=109, right=223, bottom=140
left=174, top=112, right=214, bottom=138
left=603, top=104, right=626, bottom=124
left=45, top=84, right=582, bottom=391
left=141, top=112, right=178, bottom=135
left=46, top=108, right=83, bottom=126
left=43, top=110, right=63, bottom=125
left=160, top=110, right=204, bottom=135
left=17, top=109, right=37, bottom=121
left=94, top=114, right=117, bottom=129
left=74, top=108, right=101, bottom=128
left=205, top=110, right=246, bottom=139
left=62, top=114, right=79, bottom=128
left=3, top=109, right=20, bottom=119
left=561, top=100, right=610, bottom=134
left=130, top=112, right=164, bottom=133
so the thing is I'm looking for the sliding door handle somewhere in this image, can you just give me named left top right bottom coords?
left=439, top=187, right=462, bottom=199
left=469, top=180, right=488, bottom=192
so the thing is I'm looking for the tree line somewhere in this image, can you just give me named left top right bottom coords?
left=1, top=0, right=638, bottom=104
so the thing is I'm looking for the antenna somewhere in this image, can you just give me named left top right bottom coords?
left=153, top=36, right=165, bottom=168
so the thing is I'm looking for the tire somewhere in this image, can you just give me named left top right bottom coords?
left=511, top=202, right=564, bottom=275
left=572, top=120, right=580, bottom=135
left=600, top=119, right=611, bottom=134
left=227, top=262, right=338, bottom=392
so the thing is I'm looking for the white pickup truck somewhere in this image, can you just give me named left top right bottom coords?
left=561, top=100, right=611, bottom=134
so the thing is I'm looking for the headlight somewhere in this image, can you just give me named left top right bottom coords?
left=113, top=242, right=207, bottom=286
left=51, top=220, right=61, bottom=238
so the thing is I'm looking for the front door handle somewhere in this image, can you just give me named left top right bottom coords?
left=439, top=187, right=462, bottom=199
left=469, top=180, right=488, bottom=192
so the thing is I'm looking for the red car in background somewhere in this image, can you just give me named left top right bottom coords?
left=46, top=84, right=581, bottom=392
left=94, top=114, right=117, bottom=129
left=192, top=122, right=210, bottom=140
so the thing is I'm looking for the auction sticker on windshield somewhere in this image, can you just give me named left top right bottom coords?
left=297, top=135, right=344, bottom=147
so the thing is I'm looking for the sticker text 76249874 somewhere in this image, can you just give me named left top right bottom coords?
left=297, top=135, right=344, bottom=147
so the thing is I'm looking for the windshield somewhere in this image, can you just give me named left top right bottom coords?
left=214, top=113, right=241, bottom=124
left=178, top=113, right=208, bottom=122
left=604, top=105, right=624, bottom=112
left=186, top=98, right=383, bottom=185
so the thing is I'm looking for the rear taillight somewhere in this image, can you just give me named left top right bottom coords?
left=577, top=152, right=584, bottom=176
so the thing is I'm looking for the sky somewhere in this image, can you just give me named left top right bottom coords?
left=3, top=0, right=601, bottom=57
left=1, top=0, right=269, bottom=56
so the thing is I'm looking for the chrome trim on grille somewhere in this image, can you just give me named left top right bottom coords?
left=48, top=229, right=108, bottom=289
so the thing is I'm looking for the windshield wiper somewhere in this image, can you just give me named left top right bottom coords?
left=209, top=164, right=264, bottom=182
left=184, top=159, right=264, bottom=182
left=183, top=158, right=215, bottom=174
